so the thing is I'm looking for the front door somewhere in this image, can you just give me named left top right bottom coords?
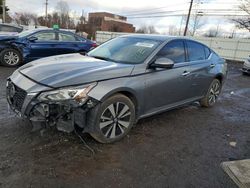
left=144, top=40, right=193, bottom=115
left=27, top=31, right=58, bottom=61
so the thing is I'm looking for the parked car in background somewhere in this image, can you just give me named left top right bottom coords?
left=242, top=56, right=250, bottom=75
left=0, top=23, right=23, bottom=36
left=6, top=35, right=227, bottom=143
left=0, top=28, right=97, bottom=66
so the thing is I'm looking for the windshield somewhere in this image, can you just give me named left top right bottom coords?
left=87, top=37, right=161, bottom=64
left=17, top=29, right=36, bottom=38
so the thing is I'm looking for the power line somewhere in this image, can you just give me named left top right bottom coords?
left=126, top=9, right=246, bottom=18
left=121, top=2, right=190, bottom=15
left=125, top=9, right=187, bottom=16
left=127, top=13, right=249, bottom=19
left=126, top=8, right=247, bottom=17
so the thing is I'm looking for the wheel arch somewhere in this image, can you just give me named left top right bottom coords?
left=215, top=73, right=224, bottom=83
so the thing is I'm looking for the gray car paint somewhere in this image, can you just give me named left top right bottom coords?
left=8, top=35, right=227, bottom=122
left=17, top=53, right=135, bottom=88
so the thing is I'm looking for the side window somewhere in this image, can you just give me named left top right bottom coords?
left=32, top=32, right=56, bottom=41
left=186, top=41, right=206, bottom=61
left=58, top=33, right=76, bottom=42
left=157, top=40, right=186, bottom=63
left=75, top=35, right=86, bottom=42
left=204, top=46, right=211, bottom=59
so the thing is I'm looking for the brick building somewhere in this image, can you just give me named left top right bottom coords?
left=77, top=12, right=135, bottom=39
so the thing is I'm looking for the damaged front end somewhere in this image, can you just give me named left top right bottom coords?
left=29, top=83, right=98, bottom=132
left=29, top=98, right=97, bottom=133
left=17, top=82, right=98, bottom=133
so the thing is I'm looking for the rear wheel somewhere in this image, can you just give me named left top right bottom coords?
left=88, top=94, right=135, bottom=143
left=0, top=48, right=22, bottom=67
left=200, top=79, right=221, bottom=107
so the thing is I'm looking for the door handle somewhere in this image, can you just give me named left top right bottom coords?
left=182, top=71, right=190, bottom=76
left=210, top=64, right=215, bottom=68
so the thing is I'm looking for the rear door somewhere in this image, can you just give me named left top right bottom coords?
left=144, top=40, right=193, bottom=114
left=27, top=31, right=58, bottom=61
left=55, top=31, right=91, bottom=54
left=185, top=40, right=214, bottom=98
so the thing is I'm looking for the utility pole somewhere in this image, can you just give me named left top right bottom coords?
left=2, top=0, right=6, bottom=23
left=183, top=0, right=194, bottom=36
left=45, top=0, right=48, bottom=26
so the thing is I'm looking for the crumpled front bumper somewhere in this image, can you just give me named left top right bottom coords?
left=6, top=72, right=97, bottom=133
left=6, top=79, right=39, bottom=117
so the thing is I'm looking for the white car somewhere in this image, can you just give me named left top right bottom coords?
left=242, top=57, right=250, bottom=75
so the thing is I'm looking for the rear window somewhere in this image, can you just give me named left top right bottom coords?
left=58, top=33, right=77, bottom=42
left=186, top=41, right=206, bottom=61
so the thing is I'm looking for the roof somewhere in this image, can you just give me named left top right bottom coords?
left=120, top=34, right=181, bottom=42
left=24, top=28, right=75, bottom=34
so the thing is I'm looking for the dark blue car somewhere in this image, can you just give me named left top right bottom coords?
left=0, top=29, right=97, bottom=66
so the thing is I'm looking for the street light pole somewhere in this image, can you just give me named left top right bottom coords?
left=183, top=0, right=194, bottom=36
left=45, top=0, right=48, bottom=26
left=2, top=0, right=6, bottom=23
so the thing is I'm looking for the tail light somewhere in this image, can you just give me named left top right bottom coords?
left=91, top=43, right=98, bottom=48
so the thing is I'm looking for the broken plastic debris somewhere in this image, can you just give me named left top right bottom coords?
left=230, top=141, right=237, bottom=147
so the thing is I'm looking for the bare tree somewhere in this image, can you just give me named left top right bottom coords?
left=232, top=0, right=250, bottom=32
left=136, top=25, right=158, bottom=34
left=187, top=13, right=205, bottom=36
left=36, top=1, right=75, bottom=29
left=168, top=25, right=178, bottom=35
left=55, top=0, right=70, bottom=28
left=204, top=25, right=221, bottom=37
left=184, top=0, right=206, bottom=36
left=13, top=13, right=38, bottom=25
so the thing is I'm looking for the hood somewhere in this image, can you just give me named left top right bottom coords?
left=18, top=53, right=134, bottom=88
left=0, top=35, right=18, bottom=41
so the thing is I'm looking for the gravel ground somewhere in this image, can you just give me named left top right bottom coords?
left=0, top=62, right=249, bottom=188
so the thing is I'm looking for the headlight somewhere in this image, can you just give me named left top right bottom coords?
left=38, top=83, right=96, bottom=103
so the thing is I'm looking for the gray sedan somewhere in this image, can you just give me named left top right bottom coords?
left=6, top=35, right=227, bottom=143
left=242, top=57, right=250, bottom=75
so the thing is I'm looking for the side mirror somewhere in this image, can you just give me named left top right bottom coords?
left=28, top=36, right=38, bottom=42
left=151, top=57, right=174, bottom=69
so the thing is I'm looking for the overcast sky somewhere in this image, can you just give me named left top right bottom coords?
left=6, top=0, right=249, bottom=35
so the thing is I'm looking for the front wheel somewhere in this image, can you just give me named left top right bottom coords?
left=88, top=94, right=135, bottom=143
left=0, top=48, right=22, bottom=67
left=200, top=79, right=221, bottom=107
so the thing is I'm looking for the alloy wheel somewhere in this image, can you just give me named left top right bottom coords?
left=208, top=81, right=220, bottom=105
left=4, top=51, right=20, bottom=66
left=99, top=102, right=131, bottom=139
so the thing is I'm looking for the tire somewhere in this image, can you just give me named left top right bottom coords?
left=242, top=72, right=248, bottom=76
left=88, top=94, right=136, bottom=143
left=200, top=79, right=221, bottom=108
left=0, top=48, right=22, bottom=67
